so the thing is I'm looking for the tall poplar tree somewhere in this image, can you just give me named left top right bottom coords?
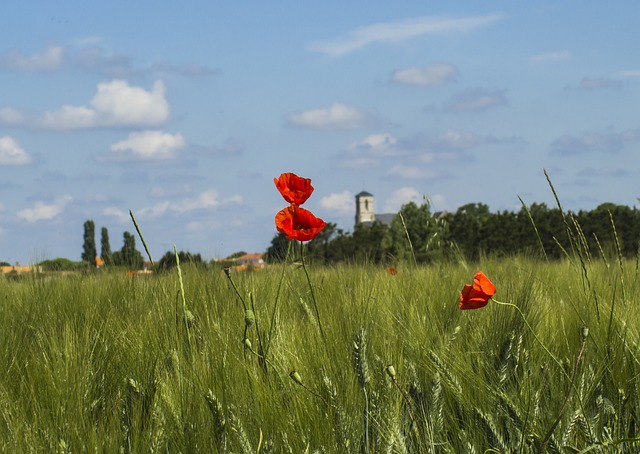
left=81, top=220, right=97, bottom=265
left=100, top=227, right=113, bottom=265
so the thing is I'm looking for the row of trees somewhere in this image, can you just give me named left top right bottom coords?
left=81, top=220, right=144, bottom=269
left=266, top=201, right=640, bottom=264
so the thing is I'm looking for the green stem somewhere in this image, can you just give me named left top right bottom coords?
left=492, top=299, right=571, bottom=382
left=300, top=241, right=326, bottom=341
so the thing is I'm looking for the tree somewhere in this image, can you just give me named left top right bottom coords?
left=264, top=233, right=292, bottom=263
left=112, top=231, right=144, bottom=269
left=388, top=201, right=445, bottom=262
left=100, top=227, right=113, bottom=265
left=156, top=250, right=206, bottom=272
left=81, top=220, right=97, bottom=265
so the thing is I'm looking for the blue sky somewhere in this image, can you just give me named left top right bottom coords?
left=1, top=2, right=639, bottom=264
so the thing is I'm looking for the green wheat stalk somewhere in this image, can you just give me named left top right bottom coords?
left=129, top=209, right=154, bottom=266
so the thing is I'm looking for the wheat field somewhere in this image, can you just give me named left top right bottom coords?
left=0, top=245, right=638, bottom=453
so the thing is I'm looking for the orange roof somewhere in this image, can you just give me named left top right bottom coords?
left=233, top=253, right=264, bottom=262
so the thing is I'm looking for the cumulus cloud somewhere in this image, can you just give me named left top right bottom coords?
left=392, top=64, right=457, bottom=86
left=383, top=187, right=423, bottom=212
left=0, top=136, right=33, bottom=165
left=0, top=79, right=170, bottom=129
left=338, top=133, right=401, bottom=168
left=550, top=127, right=640, bottom=155
left=286, top=103, right=375, bottom=130
left=346, top=133, right=399, bottom=155
left=0, top=107, right=25, bottom=126
left=17, top=195, right=72, bottom=222
left=308, top=14, right=502, bottom=56
left=109, top=130, right=186, bottom=160
left=319, top=191, right=354, bottom=216
left=339, top=129, right=519, bottom=169
left=1, top=44, right=63, bottom=71
left=442, top=87, right=507, bottom=112
left=103, top=189, right=243, bottom=222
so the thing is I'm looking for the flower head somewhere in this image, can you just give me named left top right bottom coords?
left=274, top=172, right=314, bottom=206
left=275, top=205, right=326, bottom=242
left=459, top=271, right=496, bottom=310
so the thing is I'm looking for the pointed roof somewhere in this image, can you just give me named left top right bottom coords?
left=356, top=190, right=373, bottom=197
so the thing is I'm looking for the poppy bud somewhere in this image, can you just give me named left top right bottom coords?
left=243, top=338, right=252, bottom=350
left=289, top=370, right=304, bottom=386
left=244, top=309, right=255, bottom=328
left=581, top=326, right=589, bottom=341
left=385, top=365, right=396, bottom=379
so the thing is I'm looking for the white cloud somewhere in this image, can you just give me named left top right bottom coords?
left=287, top=103, right=374, bottom=129
left=347, top=133, right=398, bottom=155
left=308, top=15, right=502, bottom=56
left=387, top=164, right=441, bottom=180
left=319, top=191, right=354, bottom=216
left=429, top=194, right=448, bottom=212
left=17, top=195, right=72, bottom=223
left=392, top=64, right=457, bottom=86
left=0, top=136, right=33, bottom=165
left=1, top=80, right=170, bottom=129
left=383, top=187, right=423, bottom=212
left=550, top=127, right=640, bottom=155
left=0, top=107, right=26, bottom=125
left=338, top=157, right=380, bottom=169
left=530, top=51, right=571, bottom=62
left=443, top=87, right=507, bottom=112
left=579, top=77, right=624, bottom=90
left=110, top=130, right=186, bottom=160
left=432, top=129, right=484, bottom=150
left=102, top=207, right=130, bottom=223
left=2, top=45, right=63, bottom=71
left=103, top=190, right=243, bottom=222
left=174, top=190, right=241, bottom=213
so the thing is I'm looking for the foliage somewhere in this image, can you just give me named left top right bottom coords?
left=266, top=200, right=640, bottom=265
left=81, top=219, right=97, bottom=265
left=155, top=250, right=207, bottom=272
left=111, top=231, right=144, bottom=269
left=38, top=257, right=86, bottom=271
left=100, top=227, right=113, bottom=265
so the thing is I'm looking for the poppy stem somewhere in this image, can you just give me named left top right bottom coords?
left=299, top=241, right=326, bottom=342
left=492, top=298, right=571, bottom=383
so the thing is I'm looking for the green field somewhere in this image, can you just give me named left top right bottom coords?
left=0, top=246, right=638, bottom=453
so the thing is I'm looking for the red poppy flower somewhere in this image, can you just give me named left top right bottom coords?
left=275, top=206, right=326, bottom=241
left=459, top=272, right=496, bottom=310
left=274, top=172, right=314, bottom=206
left=387, top=267, right=397, bottom=275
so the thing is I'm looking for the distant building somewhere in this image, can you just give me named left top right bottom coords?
left=355, top=191, right=445, bottom=228
left=355, top=191, right=396, bottom=227
left=0, top=265, right=42, bottom=274
left=225, top=252, right=265, bottom=271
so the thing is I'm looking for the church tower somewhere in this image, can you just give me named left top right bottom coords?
left=355, top=191, right=375, bottom=225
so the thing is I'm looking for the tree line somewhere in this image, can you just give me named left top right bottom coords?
left=265, top=201, right=640, bottom=264
left=80, top=220, right=144, bottom=269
